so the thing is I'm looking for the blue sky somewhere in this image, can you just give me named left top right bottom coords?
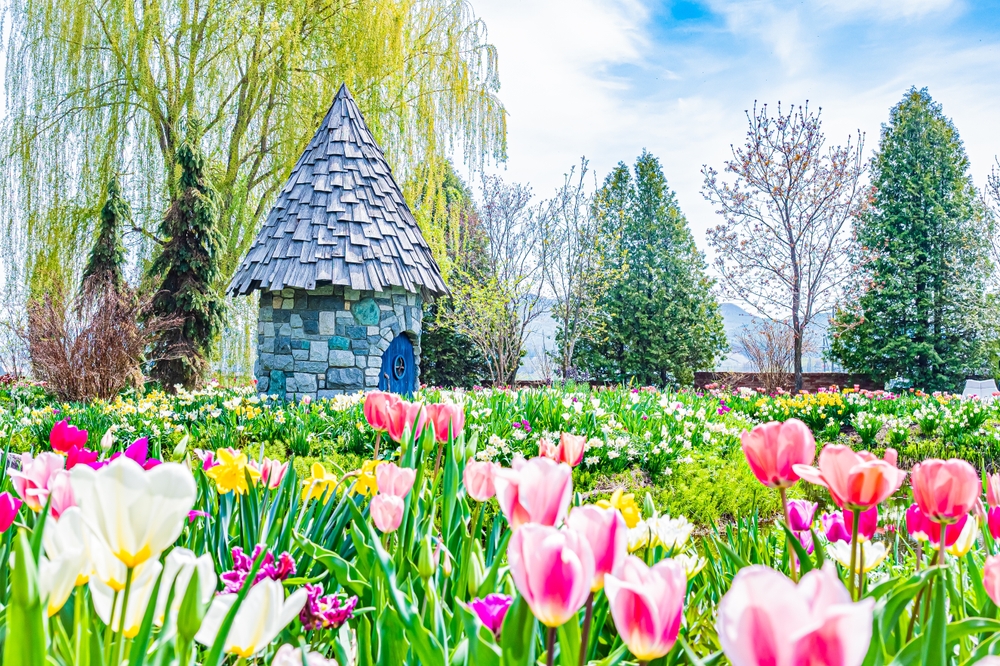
left=471, top=0, right=1000, bottom=254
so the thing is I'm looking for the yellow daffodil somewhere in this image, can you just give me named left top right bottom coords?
left=353, top=460, right=384, bottom=497
left=205, top=448, right=261, bottom=495
left=597, top=489, right=642, bottom=528
left=301, top=462, right=338, bottom=502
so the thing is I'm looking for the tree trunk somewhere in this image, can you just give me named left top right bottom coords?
left=793, top=324, right=804, bottom=393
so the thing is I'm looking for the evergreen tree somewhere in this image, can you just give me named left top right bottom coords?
left=575, top=151, right=727, bottom=386
left=82, top=177, right=129, bottom=290
left=830, top=88, right=993, bottom=391
left=420, top=299, right=489, bottom=387
left=148, top=129, right=225, bottom=389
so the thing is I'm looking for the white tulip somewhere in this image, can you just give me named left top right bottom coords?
left=90, top=560, right=163, bottom=637
left=154, top=547, right=217, bottom=625
left=195, top=578, right=308, bottom=658
left=39, top=548, right=85, bottom=617
left=70, top=456, right=196, bottom=569
left=829, top=540, right=889, bottom=573
left=272, top=644, right=339, bottom=666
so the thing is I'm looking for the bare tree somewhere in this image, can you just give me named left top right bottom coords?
left=736, top=319, right=815, bottom=394
left=703, top=102, right=865, bottom=392
left=539, top=158, right=618, bottom=379
left=442, top=175, right=547, bottom=385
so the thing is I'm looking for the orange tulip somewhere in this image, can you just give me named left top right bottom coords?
left=793, top=445, right=906, bottom=510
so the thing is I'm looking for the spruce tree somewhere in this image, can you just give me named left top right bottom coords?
left=830, top=88, right=992, bottom=390
left=147, top=129, right=225, bottom=389
left=575, top=151, right=727, bottom=386
left=82, top=177, right=129, bottom=291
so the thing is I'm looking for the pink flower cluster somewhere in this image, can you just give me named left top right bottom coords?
left=299, top=583, right=358, bottom=631
left=220, top=545, right=296, bottom=593
left=369, top=462, right=416, bottom=533
left=363, top=391, right=465, bottom=444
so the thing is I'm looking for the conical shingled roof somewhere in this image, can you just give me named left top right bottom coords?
left=228, top=84, right=449, bottom=298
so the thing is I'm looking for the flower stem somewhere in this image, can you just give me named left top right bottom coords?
left=114, top=568, right=135, bottom=666
left=433, top=441, right=444, bottom=479
left=937, top=522, right=947, bottom=567
left=373, top=431, right=381, bottom=460
left=546, top=626, right=557, bottom=666
left=848, top=508, right=861, bottom=601
left=579, top=592, right=595, bottom=666
left=780, top=487, right=797, bottom=582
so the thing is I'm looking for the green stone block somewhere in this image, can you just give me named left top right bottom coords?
left=328, top=336, right=351, bottom=350
left=352, top=297, right=381, bottom=326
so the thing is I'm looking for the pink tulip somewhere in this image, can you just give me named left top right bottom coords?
left=468, top=594, right=513, bottom=638
left=717, top=563, right=874, bottom=666
left=109, top=437, right=161, bottom=470
left=425, top=403, right=465, bottom=443
left=910, top=458, right=980, bottom=523
left=0, top=492, right=22, bottom=532
left=987, top=474, right=1000, bottom=509
left=65, top=445, right=99, bottom=471
left=984, top=556, right=1000, bottom=607
left=793, top=445, right=906, bottom=510
left=508, top=523, right=595, bottom=627
left=386, top=400, right=427, bottom=443
left=375, top=462, right=416, bottom=498
left=741, top=419, right=816, bottom=489
left=49, top=419, right=87, bottom=454
left=494, top=456, right=573, bottom=530
left=47, top=470, right=76, bottom=518
left=364, top=391, right=398, bottom=433
left=9, top=452, right=66, bottom=512
left=556, top=433, right=586, bottom=467
left=824, top=506, right=878, bottom=542
left=370, top=494, right=405, bottom=533
left=787, top=500, right=817, bottom=532
left=567, top=505, right=628, bottom=590
left=907, top=503, right=967, bottom=547
left=538, top=437, right=559, bottom=460
left=605, top=556, right=687, bottom=661
left=253, top=457, right=289, bottom=490
left=463, top=461, right=497, bottom=501
left=989, top=507, right=1000, bottom=540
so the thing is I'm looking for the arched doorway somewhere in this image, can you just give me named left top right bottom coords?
left=379, top=333, right=416, bottom=395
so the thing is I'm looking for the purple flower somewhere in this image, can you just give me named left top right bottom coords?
left=187, top=510, right=210, bottom=523
left=220, top=545, right=296, bottom=593
left=469, top=593, right=513, bottom=638
left=786, top=500, right=816, bottom=532
left=108, top=437, right=162, bottom=470
left=821, top=512, right=851, bottom=544
left=299, top=584, right=358, bottom=631
left=512, top=422, right=521, bottom=429
left=794, top=529, right=814, bottom=554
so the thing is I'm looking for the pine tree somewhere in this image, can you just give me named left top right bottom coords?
left=575, top=151, right=727, bottom=386
left=830, top=88, right=993, bottom=391
left=82, top=177, right=129, bottom=291
left=147, top=129, right=225, bottom=389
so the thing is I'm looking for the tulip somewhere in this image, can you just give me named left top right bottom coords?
left=0, top=492, right=22, bottom=532
left=39, top=508, right=92, bottom=616
left=43, top=506, right=126, bottom=591
left=463, top=461, right=497, bottom=501
left=947, top=516, right=978, bottom=557
left=556, top=433, right=587, bottom=467
left=786, top=500, right=816, bottom=532
left=195, top=578, right=308, bottom=658
left=910, top=458, right=979, bottom=523
left=822, top=512, right=852, bottom=543
left=717, top=563, right=874, bottom=666
left=567, top=505, right=628, bottom=590
left=907, top=504, right=967, bottom=548
left=45, top=470, right=76, bottom=519
left=108, top=437, right=162, bottom=470
left=65, top=445, right=100, bottom=471
left=605, top=556, right=687, bottom=661
left=90, top=560, right=163, bottom=636
left=508, top=523, right=595, bottom=627
left=70, top=456, right=197, bottom=569
left=988, top=474, right=1000, bottom=509
left=828, top=541, right=889, bottom=573
left=375, top=462, right=416, bottom=498
left=494, top=456, right=573, bottom=530
left=468, top=593, right=514, bottom=638
left=386, top=399, right=427, bottom=443
left=741, top=418, right=815, bottom=489
left=425, top=402, right=466, bottom=443
left=272, top=645, right=339, bottom=666
left=824, top=506, right=878, bottom=544
left=990, top=507, right=1000, bottom=540
left=793, top=445, right=906, bottom=510
left=254, top=457, right=289, bottom=490
left=50, top=419, right=87, bottom=453
left=363, top=391, right=398, bottom=432
left=9, top=451, right=66, bottom=512
left=154, top=547, right=217, bottom=626
left=370, top=494, right=405, bottom=533
left=984, top=555, right=1000, bottom=607
left=538, top=437, right=559, bottom=460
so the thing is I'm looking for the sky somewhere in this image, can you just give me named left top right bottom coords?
left=469, top=0, right=1000, bottom=256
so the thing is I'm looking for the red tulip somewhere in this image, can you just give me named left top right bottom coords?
left=0, top=492, right=22, bottom=532
left=494, top=456, right=573, bottom=530
left=567, top=505, right=628, bottom=590
left=910, top=458, right=980, bottom=523
left=463, top=461, right=497, bottom=502
left=375, top=462, right=416, bottom=498
left=425, top=403, right=465, bottom=443
left=793, top=445, right=906, bottom=510
left=50, top=419, right=88, bottom=454
left=364, top=391, right=399, bottom=433
left=386, top=400, right=427, bottom=443
left=370, top=494, right=405, bottom=533
left=741, top=419, right=815, bottom=489
left=508, top=523, right=595, bottom=627
left=717, top=563, right=874, bottom=666
left=986, top=474, right=1000, bottom=509
left=984, top=556, right=1000, bottom=607
left=605, top=556, right=687, bottom=661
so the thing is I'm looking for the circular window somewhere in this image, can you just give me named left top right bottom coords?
left=393, top=356, right=406, bottom=379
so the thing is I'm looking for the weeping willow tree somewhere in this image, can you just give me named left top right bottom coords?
left=0, top=0, right=506, bottom=306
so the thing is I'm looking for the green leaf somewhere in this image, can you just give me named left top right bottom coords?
left=375, top=606, right=408, bottom=666
left=920, top=575, right=948, bottom=666
left=127, top=563, right=166, bottom=666
left=782, top=525, right=814, bottom=575
left=500, top=594, right=537, bottom=666
left=455, top=601, right=501, bottom=666
left=3, top=529, right=47, bottom=666
left=557, top=618, right=580, bottom=666
left=294, top=531, right=371, bottom=598
left=203, top=547, right=267, bottom=666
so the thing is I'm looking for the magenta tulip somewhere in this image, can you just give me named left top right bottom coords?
left=717, top=563, right=873, bottom=666
left=468, top=594, right=513, bottom=638
left=494, top=456, right=573, bottom=530
left=65, top=445, right=99, bottom=471
left=375, top=462, right=416, bottom=498
left=567, top=505, right=628, bottom=590
left=370, top=494, right=405, bottom=533
left=463, top=461, right=497, bottom=502
left=9, top=452, right=66, bottom=512
left=741, top=419, right=815, bottom=489
left=910, top=458, right=980, bottom=523
left=508, top=523, right=595, bottom=627
left=907, top=503, right=967, bottom=547
left=822, top=511, right=852, bottom=543
left=0, top=492, right=21, bottom=532
left=985, top=556, right=1000, bottom=607
left=786, top=500, right=817, bottom=532
left=990, top=507, right=1000, bottom=540
left=605, top=556, right=687, bottom=661
left=49, top=419, right=87, bottom=454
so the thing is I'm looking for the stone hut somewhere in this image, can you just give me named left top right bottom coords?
left=228, top=84, right=449, bottom=400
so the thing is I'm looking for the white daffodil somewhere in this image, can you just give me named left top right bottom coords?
left=672, top=552, right=707, bottom=579
left=829, top=540, right=889, bottom=573
left=154, top=547, right=217, bottom=626
left=627, top=520, right=651, bottom=552
left=195, top=578, right=308, bottom=658
left=649, top=515, right=694, bottom=551
left=70, top=456, right=196, bottom=569
left=90, top=560, right=164, bottom=637
left=948, top=517, right=979, bottom=557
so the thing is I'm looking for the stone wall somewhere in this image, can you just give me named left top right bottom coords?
left=255, top=285, right=423, bottom=401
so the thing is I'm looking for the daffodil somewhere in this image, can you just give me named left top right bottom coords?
left=597, top=489, right=642, bottom=528
left=302, top=462, right=338, bottom=502
left=205, top=448, right=261, bottom=495
left=353, top=460, right=384, bottom=497
left=672, top=552, right=707, bottom=579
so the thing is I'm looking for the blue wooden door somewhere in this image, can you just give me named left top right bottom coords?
left=379, top=334, right=416, bottom=395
